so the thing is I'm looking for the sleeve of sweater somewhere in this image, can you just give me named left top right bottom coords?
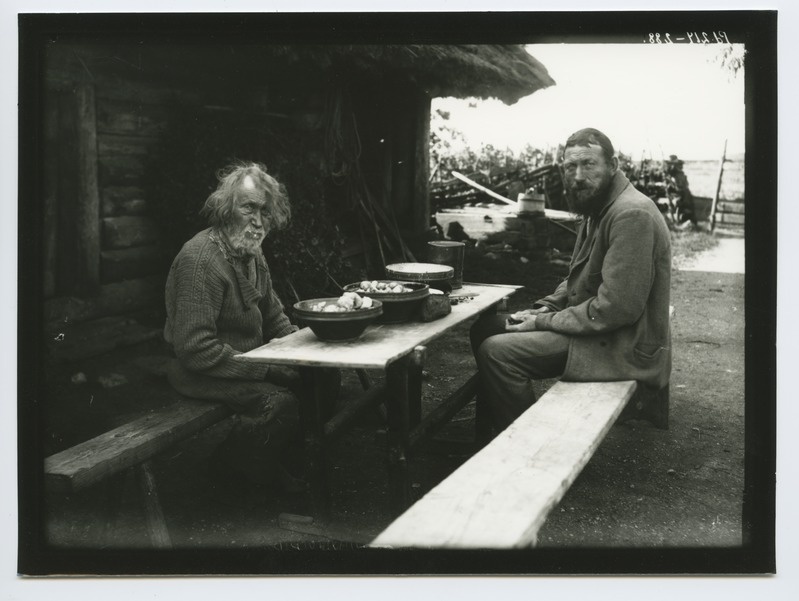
left=170, top=251, right=270, bottom=380
left=534, top=278, right=568, bottom=311
left=535, top=209, right=656, bottom=336
left=259, top=263, right=298, bottom=342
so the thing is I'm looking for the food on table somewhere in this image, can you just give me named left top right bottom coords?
left=309, top=291, right=373, bottom=313
left=356, top=280, right=413, bottom=294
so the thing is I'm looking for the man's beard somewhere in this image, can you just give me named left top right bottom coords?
left=224, top=227, right=265, bottom=257
left=565, top=175, right=613, bottom=216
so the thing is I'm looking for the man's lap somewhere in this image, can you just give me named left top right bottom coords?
left=167, top=358, right=294, bottom=415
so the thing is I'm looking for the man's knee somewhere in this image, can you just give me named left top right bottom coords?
left=477, top=334, right=510, bottom=367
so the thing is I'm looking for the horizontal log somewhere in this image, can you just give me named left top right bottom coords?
left=96, top=97, right=169, bottom=136
left=98, top=133, right=158, bottom=157
left=718, top=213, right=745, bottom=225
left=44, top=275, right=163, bottom=326
left=98, top=155, right=147, bottom=186
left=101, top=186, right=148, bottom=216
left=102, top=216, right=160, bottom=249
left=94, top=75, right=205, bottom=105
left=100, top=246, right=165, bottom=283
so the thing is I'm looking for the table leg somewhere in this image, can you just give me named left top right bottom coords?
left=385, top=356, right=411, bottom=514
left=407, top=346, right=426, bottom=428
left=299, top=366, right=331, bottom=517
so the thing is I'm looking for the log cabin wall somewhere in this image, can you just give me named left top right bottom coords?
left=43, top=69, right=193, bottom=329
left=41, top=43, right=434, bottom=357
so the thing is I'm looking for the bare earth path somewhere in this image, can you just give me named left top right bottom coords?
left=537, top=237, right=745, bottom=546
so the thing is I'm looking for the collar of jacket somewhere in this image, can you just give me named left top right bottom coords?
left=592, top=170, right=632, bottom=220
left=208, top=228, right=266, bottom=308
left=233, top=254, right=266, bottom=308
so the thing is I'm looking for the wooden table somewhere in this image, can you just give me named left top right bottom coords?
left=237, top=283, right=520, bottom=516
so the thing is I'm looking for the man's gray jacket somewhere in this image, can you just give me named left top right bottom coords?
left=534, top=170, right=672, bottom=389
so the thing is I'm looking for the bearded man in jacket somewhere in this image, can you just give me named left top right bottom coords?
left=164, top=161, right=335, bottom=491
left=470, top=128, right=672, bottom=432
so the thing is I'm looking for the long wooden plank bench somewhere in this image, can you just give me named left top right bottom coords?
left=44, top=399, right=233, bottom=547
left=370, top=380, right=640, bottom=549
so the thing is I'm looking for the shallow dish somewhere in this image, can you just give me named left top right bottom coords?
left=342, top=281, right=430, bottom=324
left=385, top=262, right=455, bottom=293
left=293, top=298, right=383, bottom=342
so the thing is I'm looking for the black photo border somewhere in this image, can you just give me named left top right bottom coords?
left=17, top=10, right=777, bottom=576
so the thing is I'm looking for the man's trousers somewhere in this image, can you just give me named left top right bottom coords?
left=470, top=313, right=569, bottom=432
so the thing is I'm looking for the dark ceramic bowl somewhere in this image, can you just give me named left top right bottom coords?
left=293, top=298, right=383, bottom=342
left=342, top=281, right=430, bottom=324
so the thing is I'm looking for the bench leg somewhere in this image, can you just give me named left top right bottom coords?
left=618, top=384, right=670, bottom=430
left=100, top=471, right=128, bottom=548
left=643, top=384, right=670, bottom=430
left=134, top=461, right=173, bottom=548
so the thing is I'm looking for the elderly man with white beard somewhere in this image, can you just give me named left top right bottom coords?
left=164, top=161, right=334, bottom=493
left=470, top=128, right=672, bottom=435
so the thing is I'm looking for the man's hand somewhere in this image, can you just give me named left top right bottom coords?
left=513, top=306, right=552, bottom=318
left=505, top=312, right=539, bottom=332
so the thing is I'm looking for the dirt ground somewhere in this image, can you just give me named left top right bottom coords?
left=40, top=230, right=746, bottom=559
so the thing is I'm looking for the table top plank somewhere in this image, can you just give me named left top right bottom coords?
left=237, top=283, right=519, bottom=369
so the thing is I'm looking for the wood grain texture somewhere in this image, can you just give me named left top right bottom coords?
left=371, top=380, right=637, bottom=549
left=44, top=400, right=232, bottom=494
left=75, top=83, right=102, bottom=293
left=237, top=284, right=518, bottom=369
left=101, top=216, right=160, bottom=249
left=100, top=245, right=164, bottom=283
left=44, top=275, right=163, bottom=326
left=56, top=85, right=101, bottom=295
left=412, top=92, right=432, bottom=235
left=101, top=186, right=148, bottom=216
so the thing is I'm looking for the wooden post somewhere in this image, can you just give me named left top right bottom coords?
left=709, top=139, right=728, bottom=232
left=57, top=83, right=101, bottom=296
left=412, top=92, right=432, bottom=236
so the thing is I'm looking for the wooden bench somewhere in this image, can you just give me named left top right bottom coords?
left=371, top=379, right=641, bottom=548
left=44, top=399, right=233, bottom=547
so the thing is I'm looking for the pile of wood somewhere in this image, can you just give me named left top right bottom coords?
left=430, top=164, right=565, bottom=211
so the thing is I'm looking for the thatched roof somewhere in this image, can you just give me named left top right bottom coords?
left=272, top=44, right=555, bottom=105
left=48, top=41, right=554, bottom=106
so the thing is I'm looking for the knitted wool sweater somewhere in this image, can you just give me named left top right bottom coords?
left=164, top=228, right=297, bottom=380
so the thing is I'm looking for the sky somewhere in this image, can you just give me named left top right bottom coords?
left=434, top=43, right=746, bottom=162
